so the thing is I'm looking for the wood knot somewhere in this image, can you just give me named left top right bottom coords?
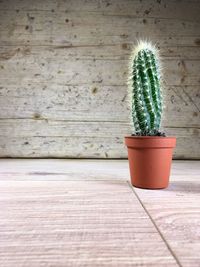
left=122, top=43, right=128, bottom=50
left=195, top=38, right=200, bottom=46
left=33, top=113, right=41, bottom=119
left=92, top=87, right=98, bottom=94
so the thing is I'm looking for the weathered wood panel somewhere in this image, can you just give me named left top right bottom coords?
left=0, top=120, right=199, bottom=158
left=0, top=83, right=199, bottom=127
left=0, top=0, right=199, bottom=158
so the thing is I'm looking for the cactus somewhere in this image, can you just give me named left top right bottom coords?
left=128, top=41, right=164, bottom=136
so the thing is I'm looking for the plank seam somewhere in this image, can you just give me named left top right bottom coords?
left=127, top=181, right=182, bottom=267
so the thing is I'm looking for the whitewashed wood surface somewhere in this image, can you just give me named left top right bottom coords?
left=0, top=0, right=200, bottom=158
left=0, top=159, right=200, bottom=266
left=134, top=160, right=200, bottom=267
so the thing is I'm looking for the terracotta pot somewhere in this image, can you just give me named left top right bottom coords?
left=125, top=136, right=176, bottom=189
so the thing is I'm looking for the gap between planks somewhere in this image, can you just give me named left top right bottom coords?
left=127, top=182, right=182, bottom=267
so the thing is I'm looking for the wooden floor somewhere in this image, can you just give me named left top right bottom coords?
left=0, top=160, right=199, bottom=267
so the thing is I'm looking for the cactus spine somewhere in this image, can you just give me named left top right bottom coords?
left=128, top=41, right=163, bottom=135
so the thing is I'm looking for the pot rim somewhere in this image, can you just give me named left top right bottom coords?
left=124, top=135, right=176, bottom=148
left=125, top=136, right=176, bottom=139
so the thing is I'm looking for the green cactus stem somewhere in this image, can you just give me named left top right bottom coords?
left=128, top=41, right=163, bottom=136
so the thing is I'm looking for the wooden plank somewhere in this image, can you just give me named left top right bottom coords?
left=0, top=0, right=200, bottom=47
left=0, top=159, right=130, bottom=180
left=0, top=0, right=199, bottom=23
left=1, top=44, right=200, bottom=62
left=0, top=83, right=199, bottom=127
left=0, top=158, right=199, bottom=181
left=0, top=177, right=179, bottom=266
left=0, top=9, right=199, bottom=35
left=1, top=35, right=200, bottom=49
left=0, top=0, right=199, bottom=20
left=133, top=160, right=200, bottom=267
left=0, top=50, right=200, bottom=86
left=0, top=13, right=199, bottom=46
left=0, top=121, right=199, bottom=158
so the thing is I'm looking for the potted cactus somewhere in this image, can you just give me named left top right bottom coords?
left=125, top=41, right=176, bottom=189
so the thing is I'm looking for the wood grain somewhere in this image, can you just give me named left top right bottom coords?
left=0, top=0, right=200, bottom=158
left=0, top=179, right=178, bottom=266
left=134, top=161, right=200, bottom=267
left=0, top=122, right=199, bottom=158
left=0, top=159, right=200, bottom=266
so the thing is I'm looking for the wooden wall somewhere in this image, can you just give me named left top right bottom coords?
left=0, top=0, right=199, bottom=158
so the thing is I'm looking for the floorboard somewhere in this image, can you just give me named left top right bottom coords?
left=0, top=159, right=199, bottom=266
left=134, top=161, right=200, bottom=267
